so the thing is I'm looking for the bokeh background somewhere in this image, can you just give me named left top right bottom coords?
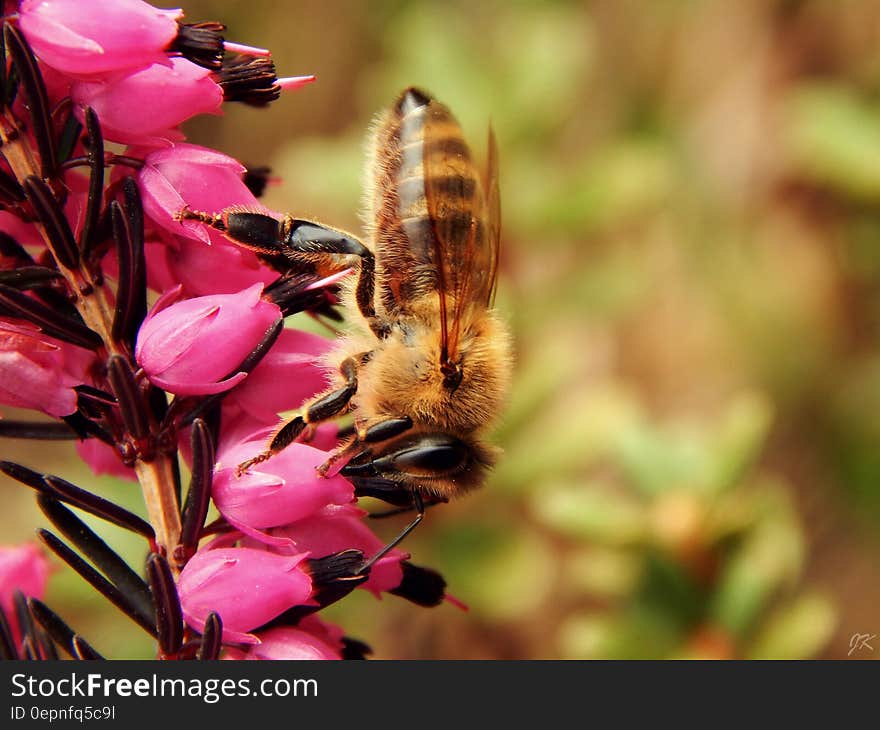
left=3, top=0, right=880, bottom=659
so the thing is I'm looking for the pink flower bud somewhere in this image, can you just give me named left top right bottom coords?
left=271, top=505, right=405, bottom=597
left=0, top=543, right=50, bottom=642
left=227, top=328, right=332, bottom=424
left=72, top=57, right=223, bottom=146
left=296, top=614, right=345, bottom=648
left=135, top=143, right=266, bottom=245
left=213, top=433, right=353, bottom=542
left=75, top=439, right=136, bottom=482
left=243, top=626, right=341, bottom=660
left=178, top=547, right=313, bottom=644
left=0, top=319, right=94, bottom=417
left=103, top=238, right=179, bottom=294
left=19, top=0, right=181, bottom=78
left=164, top=234, right=276, bottom=297
left=135, top=283, right=281, bottom=396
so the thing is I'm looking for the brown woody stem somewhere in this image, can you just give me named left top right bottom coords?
left=0, top=111, right=182, bottom=562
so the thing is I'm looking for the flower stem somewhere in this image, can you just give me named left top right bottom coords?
left=0, top=110, right=182, bottom=563
left=135, top=458, right=181, bottom=561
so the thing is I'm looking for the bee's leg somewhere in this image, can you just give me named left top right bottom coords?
left=358, top=490, right=425, bottom=575
left=317, top=416, right=413, bottom=478
left=176, top=208, right=287, bottom=257
left=358, top=416, right=414, bottom=443
left=178, top=209, right=387, bottom=338
left=236, top=355, right=362, bottom=474
left=281, top=217, right=387, bottom=338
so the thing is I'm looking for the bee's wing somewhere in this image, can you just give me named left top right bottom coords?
left=483, top=125, right=501, bottom=307
left=422, top=102, right=499, bottom=359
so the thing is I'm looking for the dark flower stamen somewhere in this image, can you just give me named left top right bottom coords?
left=197, top=612, right=223, bottom=661
left=243, top=165, right=272, bottom=198
left=0, top=166, right=24, bottom=203
left=389, top=562, right=447, bottom=607
left=0, top=606, right=18, bottom=659
left=3, top=25, right=56, bottom=177
left=216, top=55, right=281, bottom=107
left=72, top=635, right=103, bottom=661
left=22, top=175, right=80, bottom=269
left=29, top=598, right=104, bottom=661
left=169, top=22, right=226, bottom=71
left=109, top=179, right=147, bottom=346
left=106, top=355, right=150, bottom=443
left=0, top=283, right=101, bottom=349
left=0, top=265, right=60, bottom=290
left=178, top=419, right=214, bottom=564
left=147, top=554, right=184, bottom=656
left=0, top=420, right=77, bottom=440
left=38, top=528, right=157, bottom=637
left=38, top=496, right=155, bottom=627
left=80, top=107, right=105, bottom=257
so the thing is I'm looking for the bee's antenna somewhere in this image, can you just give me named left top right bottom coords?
left=358, top=490, right=425, bottom=575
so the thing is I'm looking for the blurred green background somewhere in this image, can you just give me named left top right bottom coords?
left=4, top=0, right=880, bottom=659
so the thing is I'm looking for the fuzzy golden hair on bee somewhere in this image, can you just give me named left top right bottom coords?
left=181, top=86, right=512, bottom=567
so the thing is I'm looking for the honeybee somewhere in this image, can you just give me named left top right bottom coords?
left=183, top=88, right=512, bottom=564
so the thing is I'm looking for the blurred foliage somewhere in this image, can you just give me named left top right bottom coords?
left=4, top=0, right=880, bottom=659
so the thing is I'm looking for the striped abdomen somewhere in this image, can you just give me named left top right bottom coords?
left=367, top=88, right=487, bottom=315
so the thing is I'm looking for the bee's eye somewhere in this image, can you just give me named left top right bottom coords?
left=373, top=436, right=470, bottom=477
left=394, top=444, right=466, bottom=473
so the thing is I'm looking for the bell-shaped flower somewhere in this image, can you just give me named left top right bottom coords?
left=271, top=504, right=405, bottom=597
left=177, top=547, right=313, bottom=644
left=103, top=238, right=179, bottom=295
left=135, top=143, right=267, bottom=245
left=19, top=0, right=181, bottom=78
left=0, top=319, right=94, bottom=417
left=135, top=283, right=281, bottom=396
left=226, top=328, right=332, bottom=424
left=213, top=429, right=353, bottom=544
left=164, top=234, right=276, bottom=297
left=71, top=57, right=223, bottom=146
left=242, top=626, right=342, bottom=660
left=75, top=439, right=136, bottom=482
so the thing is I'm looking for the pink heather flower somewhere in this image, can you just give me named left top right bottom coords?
left=0, top=210, right=45, bottom=250
left=164, top=234, right=276, bottom=297
left=0, top=319, right=93, bottom=417
left=135, top=283, right=281, bottom=396
left=0, top=543, right=50, bottom=641
left=71, top=57, right=223, bottom=146
left=242, top=626, right=341, bottom=660
left=75, top=439, right=136, bottom=482
left=35, top=58, right=73, bottom=106
left=19, top=0, right=181, bottom=78
left=213, top=432, right=353, bottom=543
left=178, top=547, right=313, bottom=644
left=271, top=504, right=405, bottom=597
left=135, top=143, right=270, bottom=245
left=103, top=239, right=179, bottom=294
left=227, top=328, right=333, bottom=424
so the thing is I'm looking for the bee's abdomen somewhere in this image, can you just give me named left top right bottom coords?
left=384, top=90, right=483, bottom=259
left=367, top=88, right=486, bottom=309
